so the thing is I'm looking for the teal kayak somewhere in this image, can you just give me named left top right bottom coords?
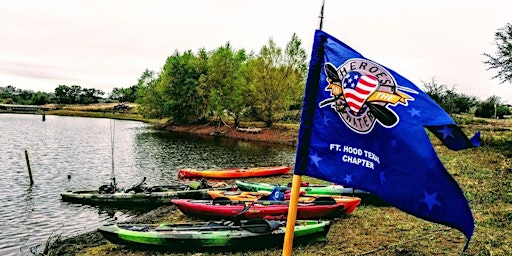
left=235, top=180, right=369, bottom=196
left=98, top=219, right=331, bottom=250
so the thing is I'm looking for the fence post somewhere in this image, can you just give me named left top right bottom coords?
left=25, top=150, right=34, bottom=185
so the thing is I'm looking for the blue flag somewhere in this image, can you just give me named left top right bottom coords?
left=269, top=186, right=284, bottom=201
left=294, top=30, right=480, bottom=248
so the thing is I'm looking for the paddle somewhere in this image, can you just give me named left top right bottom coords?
left=323, top=62, right=398, bottom=126
left=124, top=177, right=146, bottom=193
left=367, top=103, right=398, bottom=127
left=325, top=63, right=342, bottom=83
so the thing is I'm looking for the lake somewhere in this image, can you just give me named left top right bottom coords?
left=0, top=114, right=295, bottom=256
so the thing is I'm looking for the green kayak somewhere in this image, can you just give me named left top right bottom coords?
left=235, top=180, right=369, bottom=196
left=98, top=219, right=331, bottom=250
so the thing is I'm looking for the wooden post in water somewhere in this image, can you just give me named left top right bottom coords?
left=42, top=112, right=46, bottom=121
left=25, top=150, right=34, bottom=185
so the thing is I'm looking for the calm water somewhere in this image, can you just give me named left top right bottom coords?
left=0, top=114, right=295, bottom=256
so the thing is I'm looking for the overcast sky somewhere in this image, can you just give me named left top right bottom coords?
left=1, top=0, right=511, bottom=103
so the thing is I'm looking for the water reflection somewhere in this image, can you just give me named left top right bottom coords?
left=129, top=130, right=296, bottom=186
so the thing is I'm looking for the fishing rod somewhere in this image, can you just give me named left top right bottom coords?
left=110, top=119, right=117, bottom=191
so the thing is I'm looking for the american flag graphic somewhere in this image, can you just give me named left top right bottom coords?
left=342, top=71, right=379, bottom=114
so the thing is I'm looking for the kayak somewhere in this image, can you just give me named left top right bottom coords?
left=207, top=190, right=361, bottom=214
left=98, top=219, right=331, bottom=250
left=178, top=166, right=290, bottom=179
left=235, top=180, right=370, bottom=196
left=61, top=179, right=234, bottom=208
left=172, top=198, right=359, bottom=220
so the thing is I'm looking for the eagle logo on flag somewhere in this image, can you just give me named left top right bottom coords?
left=319, top=58, right=415, bottom=134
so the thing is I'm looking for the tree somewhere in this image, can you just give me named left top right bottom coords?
left=246, top=34, right=307, bottom=127
left=421, top=78, right=478, bottom=114
left=449, top=91, right=478, bottom=114
left=205, top=43, right=248, bottom=127
left=30, top=91, right=51, bottom=105
left=79, top=88, right=104, bottom=104
left=54, top=85, right=83, bottom=104
left=135, top=69, right=164, bottom=118
left=109, top=86, right=137, bottom=102
left=156, top=50, right=209, bottom=123
left=422, top=77, right=447, bottom=104
left=474, top=96, right=510, bottom=118
left=54, top=85, right=103, bottom=104
left=54, top=85, right=73, bottom=104
left=483, top=23, right=512, bottom=84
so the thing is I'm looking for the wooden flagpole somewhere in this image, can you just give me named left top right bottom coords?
left=281, top=174, right=302, bottom=256
left=282, top=1, right=325, bottom=255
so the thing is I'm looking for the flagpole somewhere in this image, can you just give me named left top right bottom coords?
left=281, top=174, right=302, bottom=256
left=318, top=0, right=325, bottom=30
left=282, top=2, right=326, bottom=256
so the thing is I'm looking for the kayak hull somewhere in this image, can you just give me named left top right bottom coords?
left=98, top=219, right=331, bottom=250
left=61, top=185, right=234, bottom=207
left=235, top=180, right=369, bottom=196
left=172, top=199, right=353, bottom=220
left=178, top=166, right=290, bottom=179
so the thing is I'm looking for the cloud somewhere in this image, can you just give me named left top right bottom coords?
left=0, top=0, right=510, bottom=102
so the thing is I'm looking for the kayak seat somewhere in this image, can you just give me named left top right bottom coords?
left=241, top=219, right=280, bottom=233
left=125, top=225, right=151, bottom=232
left=212, top=197, right=233, bottom=205
left=312, top=197, right=337, bottom=205
left=258, top=195, right=270, bottom=200
left=207, top=222, right=222, bottom=227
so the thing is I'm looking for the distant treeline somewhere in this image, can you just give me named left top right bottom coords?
left=0, top=85, right=107, bottom=105
left=1, top=34, right=510, bottom=125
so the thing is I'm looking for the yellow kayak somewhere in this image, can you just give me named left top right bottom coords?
left=207, top=190, right=362, bottom=205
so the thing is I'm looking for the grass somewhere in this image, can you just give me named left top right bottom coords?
left=38, top=107, right=512, bottom=255
left=45, top=103, right=163, bottom=124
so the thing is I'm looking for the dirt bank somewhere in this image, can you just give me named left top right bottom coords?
left=160, top=123, right=300, bottom=146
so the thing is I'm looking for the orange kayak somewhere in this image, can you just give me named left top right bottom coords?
left=207, top=190, right=361, bottom=215
left=178, top=166, right=291, bottom=179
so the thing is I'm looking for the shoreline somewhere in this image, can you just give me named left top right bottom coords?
left=43, top=105, right=300, bottom=146
left=158, top=122, right=299, bottom=146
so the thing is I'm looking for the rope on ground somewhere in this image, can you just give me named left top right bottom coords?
left=357, top=227, right=452, bottom=255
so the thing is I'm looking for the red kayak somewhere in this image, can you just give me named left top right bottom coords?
left=172, top=198, right=359, bottom=220
left=177, top=166, right=291, bottom=179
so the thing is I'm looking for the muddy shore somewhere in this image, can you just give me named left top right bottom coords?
left=160, top=123, right=300, bottom=146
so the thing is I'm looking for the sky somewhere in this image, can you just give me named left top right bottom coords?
left=1, top=0, right=511, bottom=103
